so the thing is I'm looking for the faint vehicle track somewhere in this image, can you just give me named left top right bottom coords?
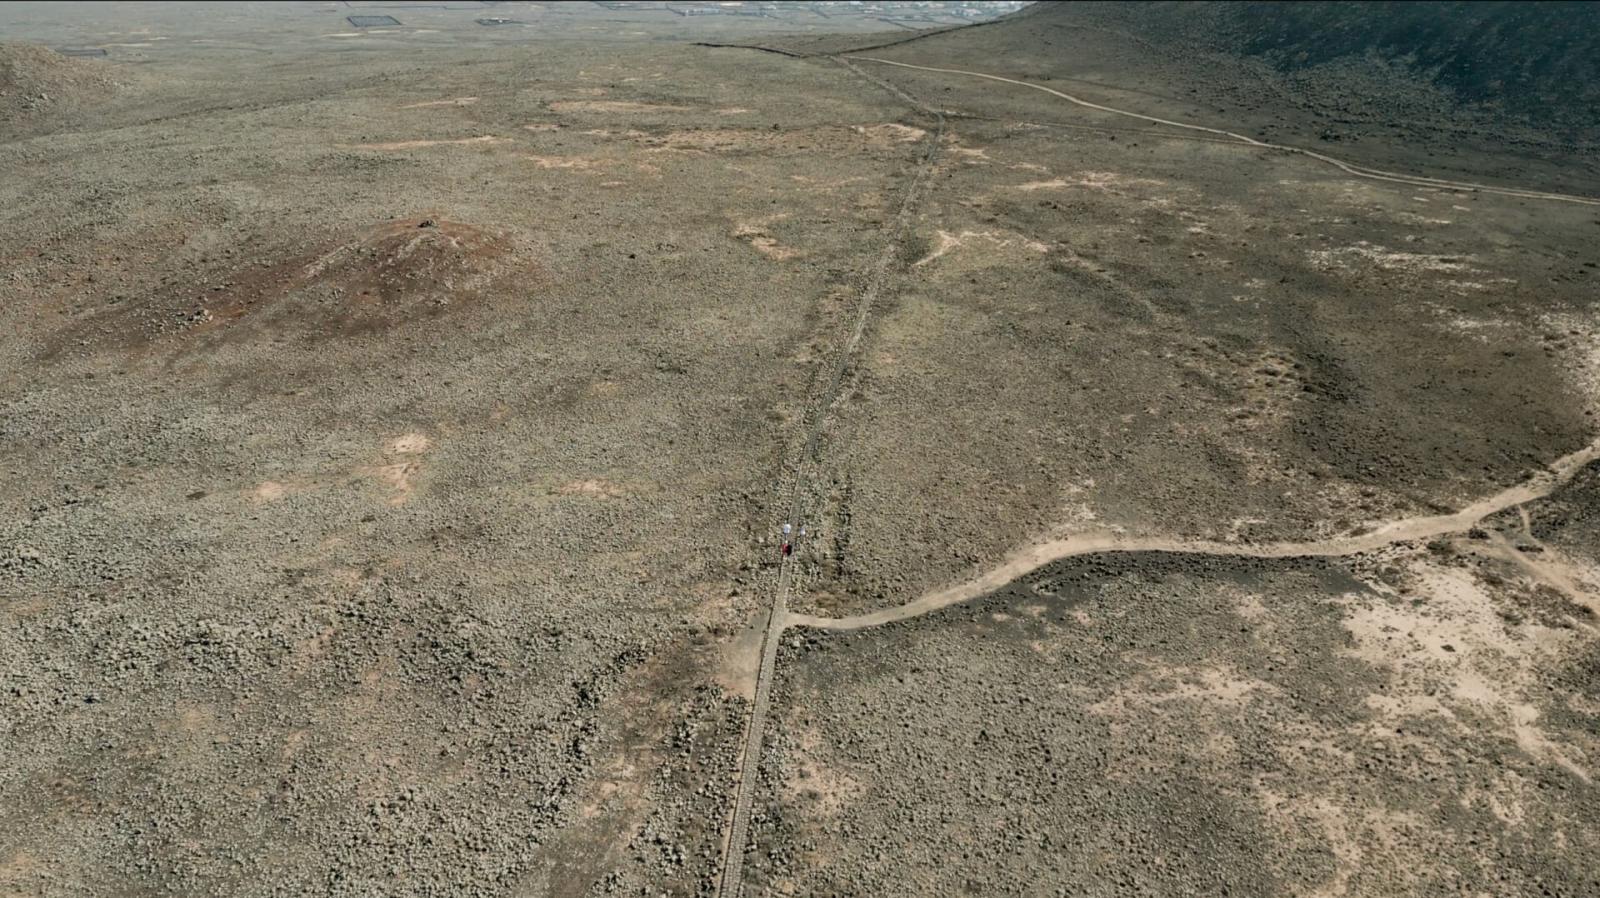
left=845, top=55, right=1600, bottom=207
left=714, top=60, right=946, bottom=898
left=787, top=437, right=1600, bottom=632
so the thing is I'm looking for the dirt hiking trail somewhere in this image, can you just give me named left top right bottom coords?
left=788, top=437, right=1600, bottom=631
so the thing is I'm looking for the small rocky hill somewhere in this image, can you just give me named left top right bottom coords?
left=1, top=42, right=116, bottom=127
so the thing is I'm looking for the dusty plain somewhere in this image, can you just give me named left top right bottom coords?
left=3, top=2, right=1599, bottom=897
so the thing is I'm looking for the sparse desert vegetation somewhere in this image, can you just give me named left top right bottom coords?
left=3, top=3, right=1598, bottom=897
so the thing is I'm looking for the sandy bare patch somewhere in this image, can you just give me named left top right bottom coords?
left=789, top=174, right=870, bottom=189
left=549, top=100, right=688, bottom=114
left=401, top=96, right=478, bottom=109
left=1089, top=664, right=1279, bottom=718
left=641, top=127, right=852, bottom=157
left=387, top=433, right=431, bottom=454
left=913, top=230, right=964, bottom=266
left=1483, top=531, right=1600, bottom=615
left=1537, top=310, right=1600, bottom=411
left=1047, top=478, right=1101, bottom=530
left=1253, top=787, right=1437, bottom=898
left=341, top=135, right=508, bottom=151
left=556, top=479, right=628, bottom=499
left=784, top=725, right=864, bottom=821
left=732, top=214, right=800, bottom=260
left=523, top=154, right=605, bottom=171
left=1420, top=301, right=1511, bottom=344
left=1, top=848, right=41, bottom=888
left=580, top=128, right=650, bottom=139
left=749, top=236, right=798, bottom=260
left=3, top=588, right=50, bottom=617
left=1340, top=560, right=1593, bottom=780
left=1014, top=170, right=1165, bottom=192
left=1309, top=242, right=1477, bottom=274
left=253, top=481, right=288, bottom=502
left=646, top=128, right=760, bottom=154
left=852, top=123, right=927, bottom=145
left=1394, top=211, right=1452, bottom=226
left=1439, top=277, right=1519, bottom=294
left=715, top=616, right=765, bottom=701
left=365, top=462, right=420, bottom=505
left=1341, top=565, right=1514, bottom=666
left=913, top=229, right=1049, bottom=267
left=163, top=703, right=222, bottom=739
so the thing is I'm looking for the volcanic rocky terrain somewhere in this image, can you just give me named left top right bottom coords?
left=2, top=3, right=1599, bottom=897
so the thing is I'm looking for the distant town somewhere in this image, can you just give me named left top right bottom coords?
left=593, top=0, right=1032, bottom=26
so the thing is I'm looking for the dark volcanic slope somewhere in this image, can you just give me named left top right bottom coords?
left=1056, top=1, right=1600, bottom=139
left=808, top=0, right=1600, bottom=194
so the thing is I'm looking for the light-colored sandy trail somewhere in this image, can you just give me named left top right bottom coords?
left=843, top=56, right=1600, bottom=208
left=786, top=438, right=1600, bottom=632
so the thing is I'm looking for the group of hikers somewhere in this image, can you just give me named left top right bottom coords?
left=780, top=522, right=805, bottom=558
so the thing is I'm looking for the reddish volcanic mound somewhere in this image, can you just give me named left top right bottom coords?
left=56, top=217, right=531, bottom=356
left=207, top=217, right=517, bottom=333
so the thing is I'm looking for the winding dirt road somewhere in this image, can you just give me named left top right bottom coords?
left=788, top=437, right=1600, bottom=632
